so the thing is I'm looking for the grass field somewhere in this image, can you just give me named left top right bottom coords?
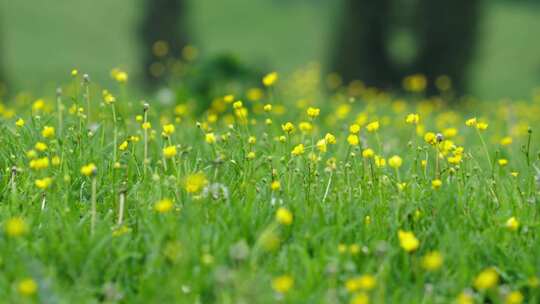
left=1, top=1, right=540, bottom=98
left=0, top=66, right=539, bottom=302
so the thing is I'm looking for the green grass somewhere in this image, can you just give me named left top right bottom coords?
left=0, top=68, right=539, bottom=302
left=1, top=1, right=539, bottom=98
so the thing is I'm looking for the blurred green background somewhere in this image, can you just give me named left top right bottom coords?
left=1, top=0, right=539, bottom=99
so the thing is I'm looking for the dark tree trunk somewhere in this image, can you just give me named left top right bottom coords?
left=414, top=0, right=481, bottom=94
left=331, top=0, right=397, bottom=89
left=139, top=0, right=188, bottom=88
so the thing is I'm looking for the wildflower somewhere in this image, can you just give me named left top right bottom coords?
left=51, top=156, right=61, bottom=166
left=374, top=155, right=386, bottom=168
left=299, top=121, right=313, bottom=133
left=500, top=136, right=513, bottom=146
left=35, top=142, right=47, bottom=152
left=505, top=216, right=519, bottom=231
left=349, top=124, right=361, bottom=134
left=41, top=126, right=55, bottom=138
left=456, top=292, right=474, bottom=304
left=247, top=151, right=256, bottom=160
left=163, top=145, right=177, bottom=158
left=184, top=172, right=208, bottom=194
left=35, top=177, right=52, bottom=189
left=465, top=117, right=477, bottom=127
left=424, top=132, right=436, bottom=145
left=17, top=278, right=37, bottom=296
left=81, top=163, right=97, bottom=176
left=276, top=207, right=293, bottom=225
left=233, top=100, right=243, bottom=109
left=476, top=122, right=488, bottom=131
left=29, top=157, right=49, bottom=170
left=421, top=251, right=443, bottom=271
left=162, top=124, right=175, bottom=136
left=142, top=122, right=152, bottom=130
left=398, top=230, right=419, bottom=252
left=136, top=115, right=143, bottom=122
left=362, top=148, right=374, bottom=158
left=405, top=113, right=420, bottom=125
left=474, top=268, right=499, bottom=291
left=347, top=134, right=359, bottom=146
left=366, top=121, right=379, bottom=132
left=281, top=122, right=295, bottom=134
left=271, top=275, right=293, bottom=294
left=5, top=217, right=28, bottom=237
left=498, top=158, right=508, bottom=166
left=15, top=118, right=25, bottom=127
left=291, top=144, right=304, bottom=156
left=316, top=139, right=327, bottom=152
left=271, top=180, right=281, bottom=191
left=388, top=155, right=403, bottom=168
left=205, top=133, right=216, bottom=144
left=263, top=104, right=272, bottom=112
left=306, top=107, right=320, bottom=118
left=443, top=127, right=457, bottom=138
left=505, top=291, right=524, bottom=304
left=154, top=199, right=173, bottom=213
left=119, top=141, right=128, bottom=151
left=32, top=99, right=45, bottom=111
left=262, top=72, right=278, bottom=87
left=431, top=179, right=442, bottom=189
left=325, top=133, right=336, bottom=144
left=350, top=292, right=369, bottom=304
left=248, top=136, right=256, bottom=144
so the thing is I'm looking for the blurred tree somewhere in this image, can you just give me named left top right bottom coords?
left=139, top=0, right=189, bottom=89
left=331, top=0, right=481, bottom=95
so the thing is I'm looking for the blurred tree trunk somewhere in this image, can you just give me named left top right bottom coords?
left=414, top=0, right=481, bottom=94
left=139, top=0, right=189, bottom=89
left=331, top=0, right=397, bottom=89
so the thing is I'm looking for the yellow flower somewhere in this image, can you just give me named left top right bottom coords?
left=51, top=156, right=61, bottom=166
left=465, top=117, right=477, bottom=127
left=136, top=115, right=143, bottom=122
left=421, top=251, right=443, bottom=271
left=476, top=122, right=488, bottom=131
left=350, top=292, right=369, bottom=304
left=233, top=100, right=243, bottom=109
left=119, top=141, right=128, bottom=151
left=398, top=229, right=419, bottom=252
left=505, top=216, right=519, bottom=231
left=424, top=132, right=436, bottom=145
left=271, top=180, right=281, bottom=191
left=184, top=172, right=208, bottom=194
left=205, top=133, right=216, bottom=144
left=35, top=142, right=47, bottom=152
left=163, top=145, right=177, bottom=158
left=299, top=122, right=313, bottom=133
left=17, top=278, right=37, bottom=296
left=281, top=122, right=295, bottom=134
left=443, top=128, right=457, bottom=138
left=431, top=179, right=442, bottom=189
left=374, top=155, right=386, bottom=168
left=291, top=144, right=305, bottom=156
left=154, top=198, right=174, bottom=213
left=262, top=72, right=278, bottom=87
left=405, top=113, right=420, bottom=125
left=32, top=99, right=45, bottom=111
left=263, top=104, right=272, bottom=112
left=456, top=292, right=474, bottom=304
left=306, top=107, right=320, bottom=118
left=500, top=136, right=513, bottom=146
left=498, top=158, right=508, bottom=166
left=276, top=207, right=293, bottom=225
left=316, top=139, right=327, bottom=153
left=5, top=217, right=28, bottom=237
left=81, top=163, right=97, bottom=177
left=347, top=134, right=359, bottom=146
left=349, top=124, right=361, bottom=134
left=325, top=133, right=336, bottom=144
left=366, top=121, right=379, bottom=132
left=362, top=148, right=374, bottom=158
left=388, top=155, right=403, bottom=168
left=474, top=268, right=499, bottom=291
left=248, top=136, right=257, bottom=144
left=162, top=124, right=175, bottom=136
left=35, top=177, right=52, bottom=189
left=29, top=157, right=49, bottom=170
left=15, top=118, right=25, bottom=127
left=247, top=151, right=256, bottom=159
left=41, top=126, right=55, bottom=138
left=271, top=275, right=293, bottom=294
left=505, top=291, right=524, bottom=304
left=142, top=122, right=152, bottom=130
